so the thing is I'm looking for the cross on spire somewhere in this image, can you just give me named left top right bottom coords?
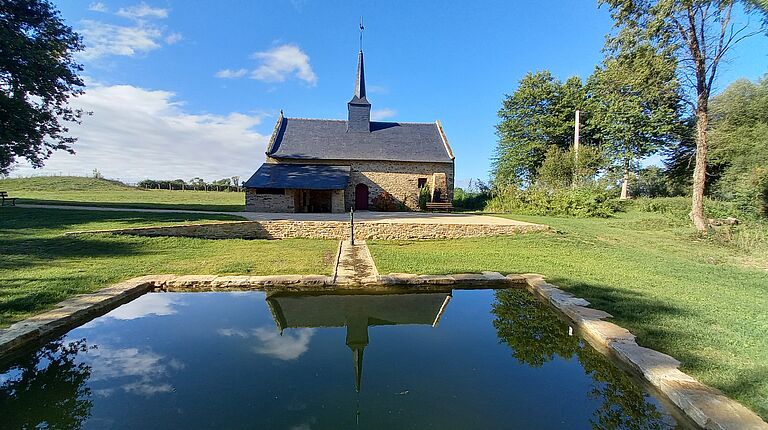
left=359, top=17, right=364, bottom=51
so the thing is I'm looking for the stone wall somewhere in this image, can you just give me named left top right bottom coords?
left=69, top=220, right=548, bottom=240
left=269, top=157, right=455, bottom=211
left=245, top=189, right=295, bottom=212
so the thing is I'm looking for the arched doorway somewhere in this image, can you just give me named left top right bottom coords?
left=355, top=183, right=369, bottom=210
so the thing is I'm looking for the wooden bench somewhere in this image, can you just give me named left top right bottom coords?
left=0, top=191, right=18, bottom=206
left=425, top=201, right=454, bottom=212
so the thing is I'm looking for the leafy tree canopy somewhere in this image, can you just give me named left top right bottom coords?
left=587, top=43, right=682, bottom=169
left=708, top=75, right=768, bottom=216
left=492, top=71, right=598, bottom=186
left=0, top=0, right=85, bottom=175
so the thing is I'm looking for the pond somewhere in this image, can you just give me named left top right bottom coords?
left=0, top=288, right=688, bottom=429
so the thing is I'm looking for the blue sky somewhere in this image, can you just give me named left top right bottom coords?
left=15, top=0, right=767, bottom=185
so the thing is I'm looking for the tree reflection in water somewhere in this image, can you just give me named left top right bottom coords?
left=0, top=337, right=92, bottom=430
left=492, top=289, right=675, bottom=430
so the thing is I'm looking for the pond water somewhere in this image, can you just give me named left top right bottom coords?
left=0, top=289, right=687, bottom=429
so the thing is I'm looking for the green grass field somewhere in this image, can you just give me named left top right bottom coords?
left=0, top=206, right=337, bottom=327
left=369, top=210, right=768, bottom=419
left=0, top=176, right=245, bottom=211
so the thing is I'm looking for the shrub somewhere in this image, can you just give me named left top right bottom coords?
left=418, top=186, right=430, bottom=211
left=485, top=186, right=622, bottom=218
left=453, top=187, right=491, bottom=211
left=632, top=196, right=762, bottom=222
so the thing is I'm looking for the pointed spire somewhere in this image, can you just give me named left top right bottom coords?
left=351, top=50, right=368, bottom=104
left=352, top=346, right=365, bottom=393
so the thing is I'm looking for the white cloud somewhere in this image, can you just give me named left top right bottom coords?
left=85, top=345, right=184, bottom=396
left=218, top=44, right=317, bottom=85
left=250, top=44, right=317, bottom=85
left=218, top=326, right=315, bottom=361
left=116, top=2, right=169, bottom=19
left=367, top=85, right=388, bottom=95
left=78, top=3, right=179, bottom=60
left=371, top=108, right=397, bottom=121
left=217, top=328, right=250, bottom=337
left=12, top=83, right=270, bottom=183
left=104, top=294, right=180, bottom=320
left=252, top=327, right=315, bottom=360
left=215, top=68, right=248, bottom=79
left=88, top=2, right=108, bottom=12
left=164, top=32, right=183, bottom=44
left=78, top=19, right=165, bottom=60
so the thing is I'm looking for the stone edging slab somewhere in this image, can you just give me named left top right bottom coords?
left=0, top=272, right=764, bottom=429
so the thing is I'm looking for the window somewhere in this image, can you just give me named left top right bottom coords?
left=253, top=188, right=284, bottom=195
left=417, top=178, right=428, bottom=188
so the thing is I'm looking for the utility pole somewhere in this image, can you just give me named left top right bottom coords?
left=572, top=110, right=580, bottom=188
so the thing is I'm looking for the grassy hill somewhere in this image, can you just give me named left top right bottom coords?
left=0, top=176, right=245, bottom=212
left=1, top=176, right=134, bottom=192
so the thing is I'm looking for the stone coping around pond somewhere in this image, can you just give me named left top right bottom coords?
left=520, top=273, right=767, bottom=430
left=1, top=272, right=765, bottom=429
left=64, top=219, right=550, bottom=240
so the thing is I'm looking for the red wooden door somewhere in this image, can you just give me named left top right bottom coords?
left=355, top=183, right=369, bottom=210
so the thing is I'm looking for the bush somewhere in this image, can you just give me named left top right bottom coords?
left=453, top=187, right=491, bottom=211
left=418, top=186, right=430, bottom=211
left=632, top=196, right=761, bottom=221
left=486, top=186, right=622, bottom=218
left=630, top=166, right=675, bottom=198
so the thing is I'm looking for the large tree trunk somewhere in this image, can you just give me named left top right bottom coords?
left=691, top=100, right=709, bottom=232
left=620, top=158, right=630, bottom=200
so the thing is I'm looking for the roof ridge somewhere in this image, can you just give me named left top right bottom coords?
left=285, top=117, right=347, bottom=122
left=285, top=117, right=436, bottom=126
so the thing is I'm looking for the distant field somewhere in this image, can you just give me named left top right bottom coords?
left=0, top=176, right=245, bottom=211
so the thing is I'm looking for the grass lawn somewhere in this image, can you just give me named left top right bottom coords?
left=369, top=210, right=768, bottom=420
left=0, top=206, right=337, bottom=327
left=0, top=176, right=245, bottom=211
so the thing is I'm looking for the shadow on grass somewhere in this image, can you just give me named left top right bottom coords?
left=547, top=276, right=697, bottom=346
left=0, top=236, right=147, bottom=271
left=0, top=271, right=122, bottom=325
left=18, top=198, right=245, bottom=212
left=0, top=206, right=243, bottom=232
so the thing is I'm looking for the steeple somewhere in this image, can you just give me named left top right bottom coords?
left=347, top=21, right=371, bottom=132
left=351, top=50, right=367, bottom=103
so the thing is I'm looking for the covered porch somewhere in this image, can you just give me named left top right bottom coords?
left=244, top=164, right=349, bottom=213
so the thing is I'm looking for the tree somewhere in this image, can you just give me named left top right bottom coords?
left=493, top=72, right=594, bottom=186
left=212, top=178, right=232, bottom=186
left=588, top=43, right=682, bottom=199
left=708, top=76, right=768, bottom=216
left=600, top=0, right=767, bottom=229
left=0, top=0, right=86, bottom=175
left=0, top=338, right=93, bottom=429
left=538, top=145, right=605, bottom=189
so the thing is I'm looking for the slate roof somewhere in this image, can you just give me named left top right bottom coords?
left=266, top=118, right=454, bottom=163
left=243, top=164, right=350, bottom=190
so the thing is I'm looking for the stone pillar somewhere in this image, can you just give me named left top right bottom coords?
left=331, top=189, right=345, bottom=213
